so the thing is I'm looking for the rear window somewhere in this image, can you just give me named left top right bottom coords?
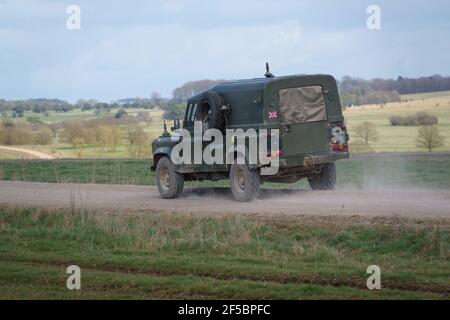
left=279, top=86, right=327, bottom=124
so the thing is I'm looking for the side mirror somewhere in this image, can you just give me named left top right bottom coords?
left=171, top=118, right=180, bottom=131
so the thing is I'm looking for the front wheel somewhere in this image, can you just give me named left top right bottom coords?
left=155, top=157, right=184, bottom=199
left=229, top=164, right=260, bottom=202
left=308, top=163, right=336, bottom=190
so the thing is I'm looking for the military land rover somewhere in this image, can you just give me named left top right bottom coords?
left=152, top=65, right=349, bottom=201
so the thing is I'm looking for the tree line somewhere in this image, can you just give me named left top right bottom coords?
left=389, top=112, right=438, bottom=126
left=2, top=74, right=450, bottom=118
left=0, top=111, right=154, bottom=157
left=339, top=75, right=450, bottom=95
left=59, top=118, right=150, bottom=157
left=0, top=98, right=163, bottom=118
left=339, top=75, right=450, bottom=107
left=171, top=74, right=450, bottom=109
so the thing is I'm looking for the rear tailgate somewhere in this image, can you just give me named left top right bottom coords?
left=278, top=85, right=329, bottom=157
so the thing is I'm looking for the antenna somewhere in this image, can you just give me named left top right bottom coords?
left=264, top=62, right=274, bottom=78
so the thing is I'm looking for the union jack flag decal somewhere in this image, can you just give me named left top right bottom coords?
left=268, top=111, right=278, bottom=119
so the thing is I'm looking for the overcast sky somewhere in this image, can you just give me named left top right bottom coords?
left=1, top=0, right=450, bottom=102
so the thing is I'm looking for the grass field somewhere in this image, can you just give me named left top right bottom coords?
left=1, top=155, right=450, bottom=190
left=401, top=90, right=450, bottom=100
left=1, top=153, right=449, bottom=300
left=0, top=207, right=448, bottom=299
left=344, top=91, right=450, bottom=152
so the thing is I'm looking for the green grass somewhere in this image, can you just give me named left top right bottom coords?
left=1, top=156, right=450, bottom=190
left=0, top=207, right=448, bottom=299
left=0, top=158, right=153, bottom=185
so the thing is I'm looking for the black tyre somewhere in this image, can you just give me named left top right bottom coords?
left=155, top=157, right=184, bottom=199
left=308, top=163, right=336, bottom=190
left=199, top=91, right=225, bottom=131
left=229, top=164, right=260, bottom=202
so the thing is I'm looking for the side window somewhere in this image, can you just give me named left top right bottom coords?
left=190, top=103, right=198, bottom=122
left=184, top=103, right=198, bottom=128
left=184, top=103, right=192, bottom=122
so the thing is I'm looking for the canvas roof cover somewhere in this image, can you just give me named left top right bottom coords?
left=279, top=86, right=327, bottom=124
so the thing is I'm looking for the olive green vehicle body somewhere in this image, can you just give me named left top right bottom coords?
left=152, top=74, right=349, bottom=184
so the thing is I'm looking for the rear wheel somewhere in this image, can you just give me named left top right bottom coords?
left=156, top=157, right=184, bottom=199
left=308, top=163, right=336, bottom=190
left=229, top=164, right=260, bottom=202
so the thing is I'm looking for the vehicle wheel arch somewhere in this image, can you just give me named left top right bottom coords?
left=152, top=151, right=171, bottom=170
left=226, top=146, right=260, bottom=170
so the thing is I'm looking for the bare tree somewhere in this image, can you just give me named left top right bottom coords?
left=150, top=91, right=162, bottom=104
left=0, top=121, right=34, bottom=145
left=124, top=125, right=149, bottom=157
left=136, top=111, right=152, bottom=127
left=353, top=121, right=379, bottom=145
left=90, top=125, right=121, bottom=153
left=109, top=125, right=122, bottom=152
left=34, top=127, right=53, bottom=145
left=416, top=125, right=445, bottom=152
left=92, top=125, right=110, bottom=153
left=72, top=137, right=85, bottom=157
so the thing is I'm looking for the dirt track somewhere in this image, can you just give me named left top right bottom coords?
left=0, top=146, right=54, bottom=159
left=0, top=181, right=449, bottom=218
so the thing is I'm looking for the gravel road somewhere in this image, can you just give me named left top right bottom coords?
left=1, top=181, right=449, bottom=217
